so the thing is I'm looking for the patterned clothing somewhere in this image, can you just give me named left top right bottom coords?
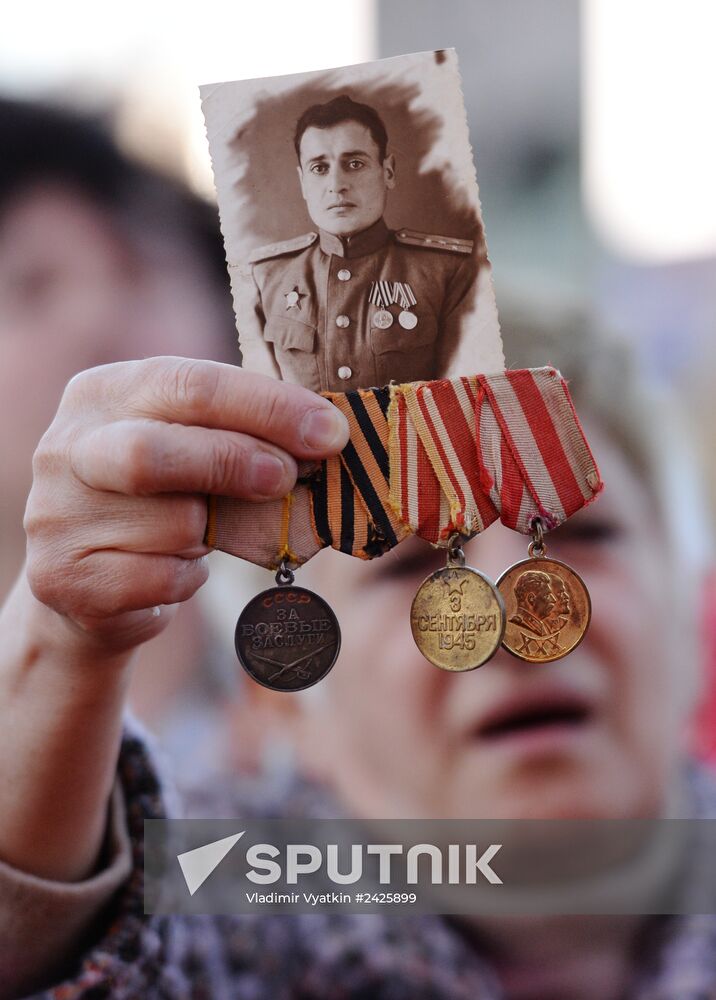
left=5, top=716, right=716, bottom=999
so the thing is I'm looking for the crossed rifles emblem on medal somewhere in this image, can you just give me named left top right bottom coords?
left=250, top=641, right=336, bottom=684
left=509, top=570, right=572, bottom=657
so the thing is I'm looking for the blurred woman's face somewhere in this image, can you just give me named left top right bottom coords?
left=0, top=184, right=229, bottom=592
left=296, top=425, right=690, bottom=820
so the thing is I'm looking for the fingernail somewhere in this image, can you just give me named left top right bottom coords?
left=301, top=407, right=349, bottom=451
left=250, top=452, right=287, bottom=495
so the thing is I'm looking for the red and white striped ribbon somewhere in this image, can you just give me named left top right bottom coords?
left=391, top=377, right=499, bottom=542
left=477, top=368, right=601, bottom=532
left=387, top=389, right=449, bottom=543
left=208, top=367, right=602, bottom=566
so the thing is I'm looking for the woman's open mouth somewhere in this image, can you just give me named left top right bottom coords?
left=473, top=690, right=595, bottom=753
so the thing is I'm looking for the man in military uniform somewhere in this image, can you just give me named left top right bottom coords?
left=236, top=95, right=481, bottom=393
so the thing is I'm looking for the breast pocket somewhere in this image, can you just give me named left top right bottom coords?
left=264, top=317, right=321, bottom=391
left=370, top=315, right=439, bottom=385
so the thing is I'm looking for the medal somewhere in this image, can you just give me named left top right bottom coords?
left=497, top=518, right=591, bottom=663
left=368, top=282, right=394, bottom=329
left=373, top=309, right=394, bottom=329
left=368, top=280, right=419, bottom=332
left=235, top=562, right=341, bottom=691
left=411, top=535, right=506, bottom=671
left=395, top=281, right=417, bottom=331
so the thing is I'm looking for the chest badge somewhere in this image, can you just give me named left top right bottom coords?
left=285, top=286, right=306, bottom=311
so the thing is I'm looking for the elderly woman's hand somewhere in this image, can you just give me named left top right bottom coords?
left=23, top=357, right=349, bottom=653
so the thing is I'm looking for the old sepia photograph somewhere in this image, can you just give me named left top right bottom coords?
left=201, top=50, right=504, bottom=393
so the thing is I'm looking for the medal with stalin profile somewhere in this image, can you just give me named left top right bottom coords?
left=497, top=557, right=591, bottom=664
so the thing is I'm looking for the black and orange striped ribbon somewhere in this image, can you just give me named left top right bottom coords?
left=208, top=369, right=603, bottom=568
left=309, top=386, right=410, bottom=559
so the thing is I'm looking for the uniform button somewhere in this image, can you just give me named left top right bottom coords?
left=337, top=268, right=351, bottom=281
left=337, top=366, right=352, bottom=380
left=335, top=314, right=350, bottom=328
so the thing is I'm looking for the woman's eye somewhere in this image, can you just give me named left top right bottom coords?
left=8, top=265, right=58, bottom=306
left=552, top=519, right=623, bottom=545
left=378, top=549, right=443, bottom=579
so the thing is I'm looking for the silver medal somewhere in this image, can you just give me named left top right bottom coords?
left=398, top=310, right=418, bottom=330
left=373, top=309, right=394, bottom=330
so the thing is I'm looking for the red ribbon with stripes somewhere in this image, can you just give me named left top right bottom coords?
left=206, top=367, right=602, bottom=567
left=387, top=367, right=601, bottom=545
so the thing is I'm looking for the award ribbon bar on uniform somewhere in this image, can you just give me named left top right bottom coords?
left=393, top=282, right=417, bottom=309
left=206, top=367, right=602, bottom=569
left=368, top=281, right=395, bottom=309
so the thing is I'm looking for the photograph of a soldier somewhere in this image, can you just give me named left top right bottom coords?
left=201, top=49, right=504, bottom=394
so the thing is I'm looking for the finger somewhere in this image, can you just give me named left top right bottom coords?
left=61, top=492, right=212, bottom=557
left=44, top=551, right=210, bottom=620
left=69, top=604, right=181, bottom=653
left=71, top=420, right=299, bottom=500
left=68, top=358, right=350, bottom=459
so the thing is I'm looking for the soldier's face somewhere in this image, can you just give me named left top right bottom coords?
left=297, top=122, right=396, bottom=237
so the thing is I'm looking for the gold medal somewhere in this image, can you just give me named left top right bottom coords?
left=411, top=536, right=506, bottom=671
left=497, top=519, right=591, bottom=663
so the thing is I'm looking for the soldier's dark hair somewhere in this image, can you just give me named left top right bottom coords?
left=294, top=95, right=389, bottom=162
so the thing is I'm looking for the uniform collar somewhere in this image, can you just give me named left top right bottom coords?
left=318, top=218, right=390, bottom=259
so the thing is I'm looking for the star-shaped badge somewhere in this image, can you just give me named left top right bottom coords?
left=440, top=569, right=466, bottom=599
left=285, top=286, right=306, bottom=311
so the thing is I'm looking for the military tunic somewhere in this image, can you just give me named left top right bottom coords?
left=235, top=217, right=478, bottom=393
